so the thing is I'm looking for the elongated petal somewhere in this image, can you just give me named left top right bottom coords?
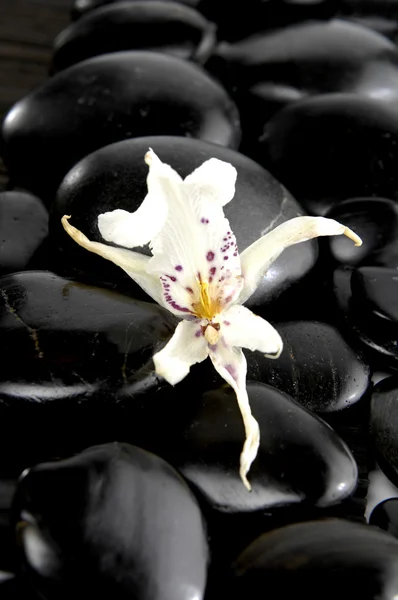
left=183, top=158, right=237, bottom=207
left=221, top=305, right=283, bottom=358
left=61, top=216, right=165, bottom=307
left=153, top=320, right=209, bottom=385
left=238, top=216, right=363, bottom=304
left=209, top=344, right=259, bottom=491
left=97, top=148, right=181, bottom=248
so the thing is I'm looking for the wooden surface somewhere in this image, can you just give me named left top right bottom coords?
left=0, top=0, right=72, bottom=191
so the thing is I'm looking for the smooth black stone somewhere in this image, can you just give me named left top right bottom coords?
left=0, top=192, right=48, bottom=275
left=345, top=15, right=398, bottom=41
left=325, top=197, right=398, bottom=266
left=155, top=382, right=358, bottom=512
left=207, top=19, right=398, bottom=153
left=261, top=93, right=398, bottom=214
left=51, top=135, right=315, bottom=310
left=352, top=266, right=398, bottom=323
left=224, top=519, right=398, bottom=600
left=0, top=576, right=38, bottom=600
left=0, top=271, right=177, bottom=468
left=13, top=443, right=208, bottom=600
left=71, top=0, right=202, bottom=20
left=247, top=321, right=371, bottom=413
left=333, top=267, right=398, bottom=369
left=0, top=479, right=18, bottom=574
left=202, top=0, right=340, bottom=42
left=370, top=376, right=398, bottom=486
left=341, top=0, right=398, bottom=17
left=351, top=267, right=398, bottom=329
left=53, top=1, right=216, bottom=73
left=1, top=52, right=240, bottom=202
left=369, top=498, right=398, bottom=539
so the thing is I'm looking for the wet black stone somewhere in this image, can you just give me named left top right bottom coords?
left=156, top=382, right=358, bottom=512
left=0, top=192, right=48, bottom=275
left=370, top=376, right=398, bottom=486
left=51, top=135, right=315, bottom=311
left=247, top=321, right=371, bottom=413
left=1, top=52, right=240, bottom=202
left=71, top=0, right=202, bottom=20
left=52, top=1, right=216, bottom=73
left=13, top=443, right=208, bottom=600
left=0, top=271, right=177, bottom=468
left=333, top=267, right=398, bottom=370
left=369, top=498, right=398, bottom=539
left=261, top=93, right=398, bottom=214
left=207, top=19, right=398, bottom=154
left=325, top=197, right=398, bottom=266
left=224, top=519, right=398, bottom=600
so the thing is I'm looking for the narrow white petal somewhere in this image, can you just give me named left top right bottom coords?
left=153, top=320, right=209, bottom=385
left=183, top=158, right=237, bottom=206
left=209, top=344, right=259, bottom=491
left=221, top=305, right=283, bottom=358
left=238, top=216, right=363, bottom=304
left=61, top=215, right=165, bottom=306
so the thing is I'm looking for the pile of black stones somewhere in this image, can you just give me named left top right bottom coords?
left=2, top=1, right=398, bottom=598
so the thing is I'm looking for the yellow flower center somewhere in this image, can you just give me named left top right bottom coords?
left=192, top=279, right=221, bottom=321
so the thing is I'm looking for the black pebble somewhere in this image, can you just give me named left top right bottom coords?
left=53, top=1, right=216, bottom=73
left=13, top=443, right=208, bottom=600
left=1, top=52, right=240, bottom=202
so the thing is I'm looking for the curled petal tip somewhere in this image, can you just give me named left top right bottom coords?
left=240, top=470, right=252, bottom=492
left=344, top=226, right=362, bottom=247
left=144, top=147, right=156, bottom=166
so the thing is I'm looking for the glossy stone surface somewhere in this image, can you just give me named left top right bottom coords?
left=225, top=519, right=398, bottom=600
left=325, top=197, right=398, bottom=266
left=333, top=267, right=398, bottom=370
left=370, top=376, right=398, bottom=486
left=1, top=52, right=240, bottom=201
left=369, top=498, right=398, bottom=538
left=52, top=1, right=216, bottom=73
left=352, top=266, right=398, bottom=323
left=247, top=321, right=370, bottom=413
left=71, top=0, right=201, bottom=20
left=0, top=271, right=177, bottom=467
left=341, top=0, right=398, bottom=18
left=203, top=0, right=339, bottom=42
left=51, top=135, right=314, bottom=310
left=157, top=382, right=358, bottom=512
left=13, top=443, right=208, bottom=600
left=207, top=19, right=398, bottom=152
left=0, top=191, right=48, bottom=275
left=262, top=93, right=398, bottom=214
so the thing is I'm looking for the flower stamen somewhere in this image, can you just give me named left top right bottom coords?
left=193, top=279, right=221, bottom=320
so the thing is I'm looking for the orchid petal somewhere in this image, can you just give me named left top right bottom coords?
left=61, top=216, right=165, bottom=306
left=153, top=319, right=209, bottom=385
left=146, top=153, right=243, bottom=317
left=238, top=216, right=363, bottom=304
left=221, top=305, right=283, bottom=358
left=183, top=158, right=237, bottom=206
left=209, top=344, right=259, bottom=491
left=97, top=148, right=181, bottom=248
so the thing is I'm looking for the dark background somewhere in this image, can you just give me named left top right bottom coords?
left=0, top=0, right=72, bottom=190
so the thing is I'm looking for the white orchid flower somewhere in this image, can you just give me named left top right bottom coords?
left=61, top=149, right=362, bottom=491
